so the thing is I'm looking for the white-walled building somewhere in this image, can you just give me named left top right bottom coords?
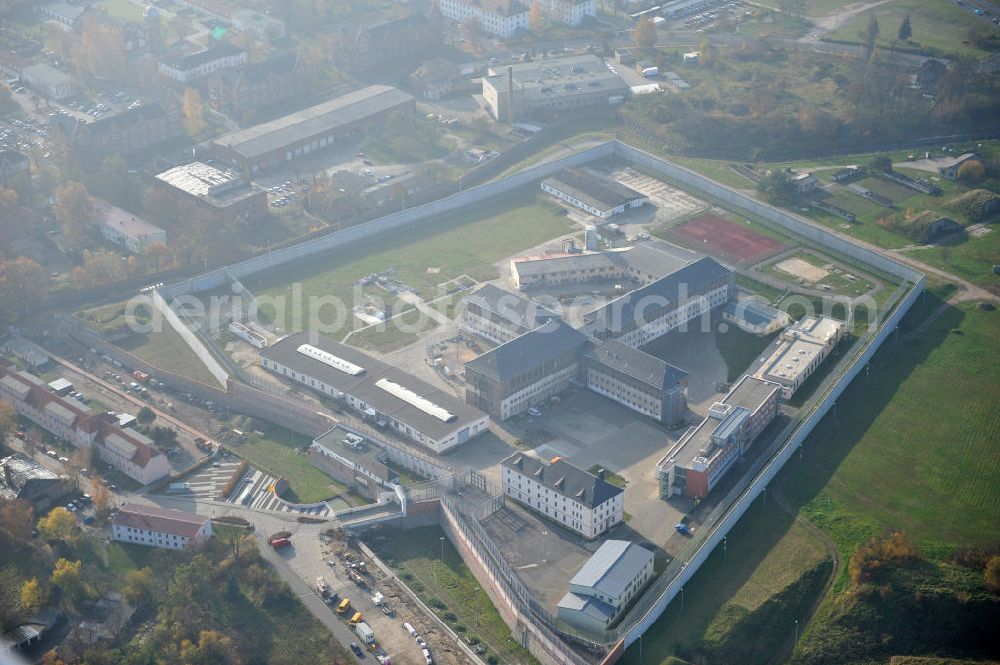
left=97, top=201, right=166, bottom=254
left=752, top=316, right=846, bottom=399
left=502, top=453, right=624, bottom=539
left=159, top=42, right=247, bottom=83
left=111, top=504, right=212, bottom=550
left=259, top=332, right=489, bottom=453
left=0, top=360, right=170, bottom=485
left=460, top=284, right=559, bottom=344
left=541, top=168, right=648, bottom=219
left=539, top=0, right=597, bottom=25
left=557, top=540, right=654, bottom=632
left=438, top=0, right=529, bottom=37
left=230, top=9, right=286, bottom=41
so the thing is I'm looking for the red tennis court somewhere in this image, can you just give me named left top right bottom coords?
left=671, top=214, right=786, bottom=264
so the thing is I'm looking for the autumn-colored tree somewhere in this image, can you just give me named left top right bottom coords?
left=849, top=531, right=921, bottom=587
left=53, top=181, right=95, bottom=247
left=40, top=649, right=68, bottom=665
left=180, top=629, right=242, bottom=665
left=38, top=507, right=78, bottom=543
left=957, top=159, right=986, bottom=183
left=21, top=577, right=45, bottom=613
left=124, top=567, right=156, bottom=606
left=50, top=558, right=83, bottom=604
left=92, top=479, right=112, bottom=518
left=78, top=17, right=126, bottom=81
left=986, top=556, right=1000, bottom=593
left=634, top=15, right=657, bottom=53
left=0, top=499, right=34, bottom=541
left=183, top=87, right=206, bottom=135
left=0, top=258, right=47, bottom=328
left=530, top=0, right=543, bottom=30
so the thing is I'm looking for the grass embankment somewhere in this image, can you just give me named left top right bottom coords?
left=367, top=525, right=539, bottom=665
left=626, top=284, right=1000, bottom=664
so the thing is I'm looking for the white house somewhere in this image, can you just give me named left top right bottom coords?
left=111, top=504, right=212, bottom=550
left=97, top=201, right=166, bottom=254
left=501, top=453, right=624, bottom=539
left=158, top=43, right=247, bottom=83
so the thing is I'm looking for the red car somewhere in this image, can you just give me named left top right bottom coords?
left=270, top=537, right=292, bottom=550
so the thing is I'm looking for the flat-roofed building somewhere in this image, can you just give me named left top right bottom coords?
left=154, top=161, right=268, bottom=223
left=96, top=201, right=166, bottom=254
left=751, top=316, right=846, bottom=399
left=584, top=256, right=734, bottom=347
left=585, top=339, right=688, bottom=424
left=657, top=376, right=781, bottom=499
left=482, top=55, right=629, bottom=122
left=557, top=540, right=654, bottom=632
left=259, top=332, right=488, bottom=453
left=460, top=284, right=559, bottom=344
left=111, top=503, right=211, bottom=550
left=464, top=320, right=589, bottom=420
left=21, top=64, right=75, bottom=100
left=722, top=299, right=791, bottom=336
left=502, top=453, right=623, bottom=538
left=212, top=85, right=415, bottom=175
left=541, top=168, right=647, bottom=219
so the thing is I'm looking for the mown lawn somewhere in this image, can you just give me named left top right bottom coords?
left=715, top=324, right=776, bottom=382
left=252, top=189, right=576, bottom=333
left=367, top=525, right=539, bottom=665
left=116, top=323, right=224, bottom=388
left=786, top=300, right=1000, bottom=548
left=905, top=229, right=1000, bottom=291
left=620, top=501, right=830, bottom=663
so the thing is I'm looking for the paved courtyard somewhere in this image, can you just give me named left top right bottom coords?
left=608, top=167, right=708, bottom=224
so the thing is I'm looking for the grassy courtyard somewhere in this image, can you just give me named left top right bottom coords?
left=252, top=189, right=577, bottom=337
left=116, top=324, right=224, bottom=388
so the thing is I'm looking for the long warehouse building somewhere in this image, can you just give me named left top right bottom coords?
left=212, top=85, right=415, bottom=175
left=259, top=332, right=488, bottom=453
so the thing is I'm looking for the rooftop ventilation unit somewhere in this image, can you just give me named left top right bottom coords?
left=296, top=344, right=365, bottom=376
left=375, top=378, right=456, bottom=422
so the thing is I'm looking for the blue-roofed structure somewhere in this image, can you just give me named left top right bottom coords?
left=557, top=540, right=655, bottom=633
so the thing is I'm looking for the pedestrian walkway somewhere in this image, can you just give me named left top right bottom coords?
left=227, top=466, right=332, bottom=517
left=166, top=459, right=244, bottom=500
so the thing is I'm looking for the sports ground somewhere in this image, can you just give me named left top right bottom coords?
left=671, top=213, right=788, bottom=264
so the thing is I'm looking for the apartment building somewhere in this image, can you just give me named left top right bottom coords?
left=460, top=284, right=559, bottom=344
left=584, top=339, right=688, bottom=424
left=230, top=9, right=286, bottom=41
left=502, top=453, right=624, bottom=539
left=52, top=103, right=184, bottom=160
left=464, top=320, right=589, bottom=420
left=657, top=376, right=781, bottom=499
left=111, top=504, right=212, bottom=550
left=538, top=0, right=597, bottom=25
left=0, top=361, right=170, bottom=485
left=557, top=540, right=654, bottom=633
left=438, top=0, right=529, bottom=37
left=207, top=52, right=308, bottom=120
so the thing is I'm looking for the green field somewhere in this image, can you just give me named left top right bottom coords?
left=715, top=325, right=776, bottom=382
left=116, top=324, right=224, bottom=388
left=366, top=526, right=539, bottom=665
left=252, top=190, right=577, bottom=335
left=824, top=0, right=996, bottom=58
left=905, top=229, right=1000, bottom=291
left=621, top=500, right=831, bottom=664
left=786, top=300, right=1000, bottom=547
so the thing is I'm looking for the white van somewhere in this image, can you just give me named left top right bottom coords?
left=403, top=622, right=417, bottom=637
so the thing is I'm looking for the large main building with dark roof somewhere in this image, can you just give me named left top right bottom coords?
left=259, top=332, right=488, bottom=453
left=502, top=453, right=624, bottom=539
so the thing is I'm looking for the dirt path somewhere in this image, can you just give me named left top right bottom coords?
left=800, top=0, right=899, bottom=42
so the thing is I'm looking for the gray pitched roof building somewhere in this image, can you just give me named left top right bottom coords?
left=501, top=453, right=622, bottom=509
